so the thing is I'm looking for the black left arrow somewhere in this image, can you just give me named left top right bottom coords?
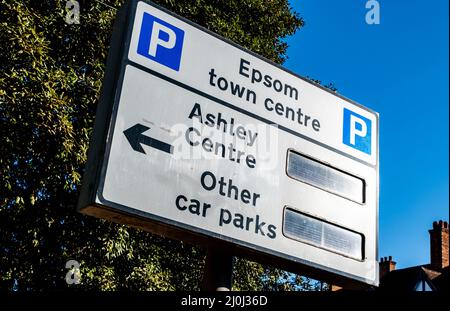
left=123, top=123, right=173, bottom=154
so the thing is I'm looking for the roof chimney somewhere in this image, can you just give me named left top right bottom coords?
left=429, top=220, right=449, bottom=270
left=379, top=256, right=396, bottom=280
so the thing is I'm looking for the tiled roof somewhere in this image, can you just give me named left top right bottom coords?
left=379, top=265, right=449, bottom=291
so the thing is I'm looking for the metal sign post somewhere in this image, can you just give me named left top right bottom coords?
left=78, top=0, right=379, bottom=288
left=201, top=247, right=234, bottom=291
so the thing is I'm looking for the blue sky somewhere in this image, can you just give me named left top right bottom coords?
left=285, top=0, right=449, bottom=269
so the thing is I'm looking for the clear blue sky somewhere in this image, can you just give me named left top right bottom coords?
left=284, top=0, right=449, bottom=269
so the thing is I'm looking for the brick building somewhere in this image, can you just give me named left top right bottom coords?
left=378, top=220, right=449, bottom=291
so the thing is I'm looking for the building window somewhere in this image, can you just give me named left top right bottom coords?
left=414, top=280, right=432, bottom=291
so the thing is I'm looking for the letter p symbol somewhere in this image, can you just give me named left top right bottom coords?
left=343, top=108, right=372, bottom=155
left=137, top=13, right=185, bottom=71
left=148, top=22, right=176, bottom=57
left=350, top=114, right=367, bottom=145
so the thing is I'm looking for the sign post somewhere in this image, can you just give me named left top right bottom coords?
left=78, top=0, right=379, bottom=288
left=201, top=247, right=234, bottom=291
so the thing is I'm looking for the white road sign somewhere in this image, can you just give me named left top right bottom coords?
left=78, top=0, right=379, bottom=287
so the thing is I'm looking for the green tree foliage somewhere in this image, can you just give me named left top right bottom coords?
left=0, top=0, right=306, bottom=290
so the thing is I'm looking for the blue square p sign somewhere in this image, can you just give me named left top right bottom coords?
left=137, top=12, right=185, bottom=71
left=343, top=108, right=372, bottom=155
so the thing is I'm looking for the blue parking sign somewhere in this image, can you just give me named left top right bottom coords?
left=343, top=108, right=372, bottom=155
left=137, top=12, right=185, bottom=71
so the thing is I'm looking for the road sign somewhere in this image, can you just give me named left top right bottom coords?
left=78, top=0, right=379, bottom=287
